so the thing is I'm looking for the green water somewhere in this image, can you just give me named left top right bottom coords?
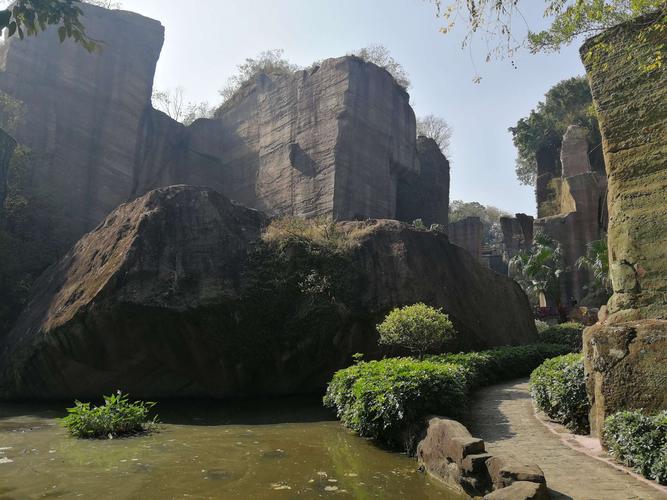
left=0, top=398, right=464, bottom=499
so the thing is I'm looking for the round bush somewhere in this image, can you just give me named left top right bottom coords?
left=530, top=353, right=590, bottom=434
left=604, top=410, right=667, bottom=484
left=536, top=322, right=584, bottom=352
left=377, top=303, right=455, bottom=357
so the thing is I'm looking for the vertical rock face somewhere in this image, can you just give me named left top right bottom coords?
left=448, top=217, right=483, bottom=261
left=560, top=125, right=592, bottom=177
left=0, top=129, right=16, bottom=206
left=500, top=213, right=534, bottom=263
left=396, top=136, right=450, bottom=226
left=0, top=4, right=165, bottom=235
left=0, top=3, right=424, bottom=234
left=582, top=12, right=667, bottom=320
left=581, top=12, right=667, bottom=436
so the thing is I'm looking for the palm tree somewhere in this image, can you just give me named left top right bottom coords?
left=576, top=238, right=611, bottom=293
left=509, top=232, right=564, bottom=307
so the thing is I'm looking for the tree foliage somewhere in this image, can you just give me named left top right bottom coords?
left=377, top=303, right=456, bottom=358
left=152, top=87, right=214, bottom=126
left=352, top=44, right=411, bottom=89
left=218, top=49, right=299, bottom=103
left=416, top=114, right=453, bottom=154
left=509, top=232, right=564, bottom=303
left=0, top=0, right=98, bottom=52
left=576, top=237, right=611, bottom=293
left=431, top=1, right=666, bottom=62
left=509, top=76, right=602, bottom=186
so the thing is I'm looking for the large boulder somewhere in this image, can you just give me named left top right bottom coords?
left=0, top=185, right=537, bottom=399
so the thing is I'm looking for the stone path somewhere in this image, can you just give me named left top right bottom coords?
left=466, top=379, right=666, bottom=500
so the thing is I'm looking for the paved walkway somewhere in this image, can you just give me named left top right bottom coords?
left=465, top=379, right=666, bottom=500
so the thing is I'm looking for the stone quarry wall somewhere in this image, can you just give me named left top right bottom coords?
left=0, top=128, right=16, bottom=207
left=0, top=4, right=447, bottom=237
left=500, top=213, right=534, bottom=264
left=448, top=217, right=483, bottom=261
left=396, top=136, right=450, bottom=227
left=581, top=11, right=667, bottom=436
left=0, top=186, right=537, bottom=400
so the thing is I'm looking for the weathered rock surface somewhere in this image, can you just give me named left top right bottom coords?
left=0, top=3, right=165, bottom=235
left=0, top=4, right=439, bottom=238
left=0, top=185, right=537, bottom=399
left=0, top=128, right=16, bottom=206
left=560, top=125, right=592, bottom=178
left=580, top=13, right=667, bottom=437
left=583, top=320, right=667, bottom=436
left=396, top=136, right=450, bottom=226
left=500, top=213, right=534, bottom=263
left=416, top=416, right=549, bottom=498
left=448, top=216, right=483, bottom=261
left=582, top=12, right=667, bottom=320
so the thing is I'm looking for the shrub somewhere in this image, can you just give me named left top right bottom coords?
left=323, top=358, right=467, bottom=448
left=604, top=410, right=667, bottom=484
left=324, top=343, right=571, bottom=449
left=536, top=322, right=584, bottom=352
left=535, top=319, right=550, bottom=333
left=377, top=303, right=456, bottom=358
left=530, top=353, right=589, bottom=434
left=430, top=343, right=572, bottom=389
left=61, top=391, right=157, bottom=439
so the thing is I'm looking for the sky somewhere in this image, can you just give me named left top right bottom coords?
left=118, top=0, right=587, bottom=217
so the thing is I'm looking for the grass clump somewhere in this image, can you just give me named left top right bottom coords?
left=324, top=343, right=571, bottom=449
left=378, top=303, right=456, bottom=358
left=536, top=321, right=584, bottom=352
left=262, top=217, right=372, bottom=253
left=530, top=353, right=589, bottom=434
left=604, top=410, right=667, bottom=485
left=61, top=391, right=158, bottom=439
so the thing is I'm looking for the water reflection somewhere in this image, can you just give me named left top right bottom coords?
left=0, top=397, right=466, bottom=499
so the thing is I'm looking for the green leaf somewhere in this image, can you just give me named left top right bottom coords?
left=58, top=26, right=66, bottom=43
left=7, top=21, right=16, bottom=37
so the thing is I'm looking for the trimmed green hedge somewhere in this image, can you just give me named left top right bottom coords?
left=604, top=410, right=667, bottom=485
left=530, top=353, right=589, bottom=434
left=536, top=322, right=584, bottom=352
left=323, top=343, right=571, bottom=449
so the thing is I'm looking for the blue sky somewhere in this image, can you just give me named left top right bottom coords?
left=121, top=0, right=587, bottom=216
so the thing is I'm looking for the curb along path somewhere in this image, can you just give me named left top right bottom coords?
left=465, top=379, right=665, bottom=500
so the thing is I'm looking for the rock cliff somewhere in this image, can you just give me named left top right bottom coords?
left=581, top=11, right=667, bottom=436
left=0, top=185, right=536, bottom=399
left=0, top=4, right=446, bottom=237
left=0, top=128, right=16, bottom=206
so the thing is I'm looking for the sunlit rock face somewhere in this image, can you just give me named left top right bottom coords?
left=0, top=4, right=448, bottom=237
left=0, top=186, right=537, bottom=400
left=581, top=11, right=667, bottom=436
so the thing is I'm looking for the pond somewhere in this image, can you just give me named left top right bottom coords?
left=0, top=397, right=465, bottom=499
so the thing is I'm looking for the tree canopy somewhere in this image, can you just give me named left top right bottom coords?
left=431, top=0, right=666, bottom=76
left=508, top=76, right=602, bottom=186
left=352, top=44, right=411, bottom=89
left=416, top=114, right=453, bottom=154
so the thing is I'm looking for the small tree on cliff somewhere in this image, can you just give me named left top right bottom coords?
left=152, top=87, right=214, bottom=126
left=352, top=44, right=411, bottom=89
left=416, top=115, right=453, bottom=154
left=377, top=303, right=456, bottom=358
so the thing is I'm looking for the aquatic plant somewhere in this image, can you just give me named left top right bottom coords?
left=61, top=391, right=158, bottom=439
